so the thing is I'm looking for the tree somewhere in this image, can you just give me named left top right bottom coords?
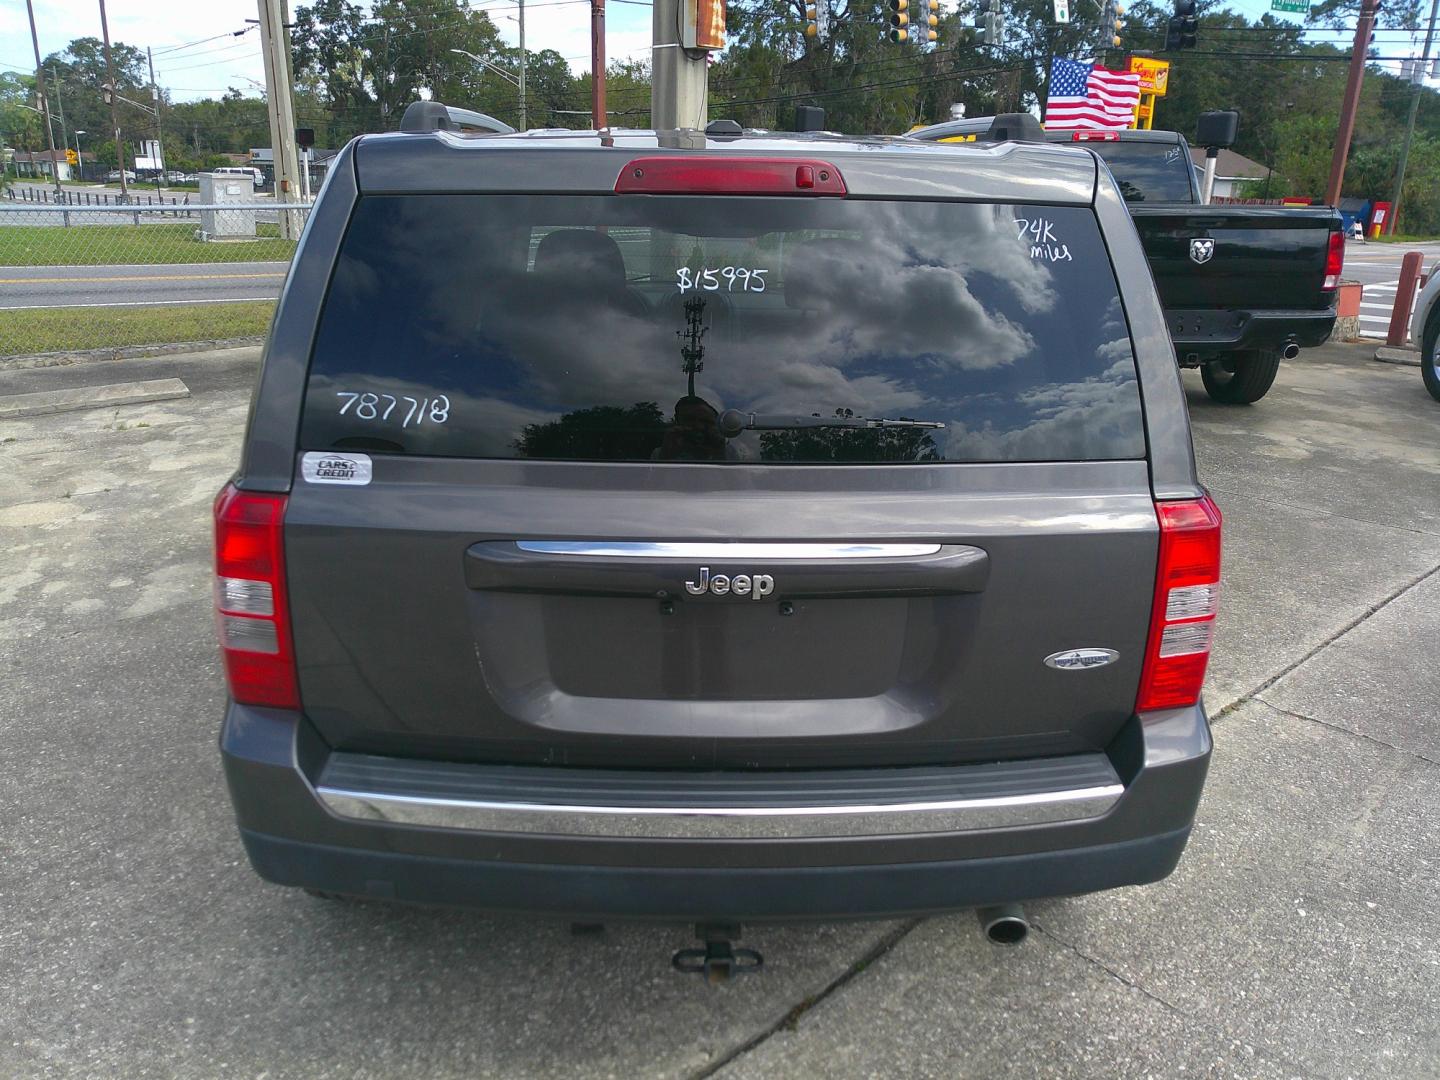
left=759, top=425, right=941, bottom=461
left=292, top=0, right=520, bottom=138
left=576, top=59, right=653, bottom=127
left=1, top=71, right=43, bottom=153
left=514, top=402, right=668, bottom=459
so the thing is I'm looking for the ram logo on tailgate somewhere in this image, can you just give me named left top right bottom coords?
left=685, top=567, right=775, bottom=600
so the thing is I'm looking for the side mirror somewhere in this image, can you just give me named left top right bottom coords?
left=1196, top=110, right=1239, bottom=149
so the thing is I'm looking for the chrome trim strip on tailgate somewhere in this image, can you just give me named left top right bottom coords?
left=315, top=783, right=1125, bottom=839
left=514, top=541, right=943, bottom=560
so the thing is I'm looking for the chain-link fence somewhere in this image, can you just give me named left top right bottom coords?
left=0, top=201, right=310, bottom=361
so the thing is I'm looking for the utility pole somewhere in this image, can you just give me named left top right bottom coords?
left=146, top=47, right=166, bottom=187
left=1386, top=0, right=1438, bottom=234
left=98, top=0, right=129, bottom=201
left=651, top=0, right=709, bottom=129
left=24, top=0, right=64, bottom=201
left=518, top=0, right=527, bottom=131
left=592, top=0, right=607, bottom=130
left=1324, top=0, right=1379, bottom=207
left=257, top=0, right=301, bottom=236
left=50, top=65, right=70, bottom=164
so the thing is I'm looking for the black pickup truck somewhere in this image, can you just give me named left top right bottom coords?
left=909, top=121, right=1344, bottom=403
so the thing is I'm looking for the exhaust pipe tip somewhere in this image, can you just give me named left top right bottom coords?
left=1282, top=342, right=1300, bottom=360
left=977, top=903, right=1029, bottom=946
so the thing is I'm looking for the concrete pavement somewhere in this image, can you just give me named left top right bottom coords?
left=1, top=342, right=1437, bottom=1078
left=0, top=263, right=288, bottom=311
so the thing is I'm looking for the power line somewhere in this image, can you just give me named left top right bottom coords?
left=151, top=31, right=246, bottom=56
left=151, top=36, right=259, bottom=67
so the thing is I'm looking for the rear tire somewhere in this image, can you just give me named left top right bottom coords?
left=1201, top=350, right=1282, bottom=404
left=1423, top=310, right=1440, bottom=404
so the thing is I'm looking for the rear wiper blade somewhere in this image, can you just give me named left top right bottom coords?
left=719, top=409, right=945, bottom=438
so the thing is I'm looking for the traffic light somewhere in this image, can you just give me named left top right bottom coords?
left=974, top=0, right=1002, bottom=44
left=805, top=1, right=819, bottom=38
left=1164, top=0, right=1196, bottom=50
left=924, top=0, right=939, bottom=41
left=888, top=0, right=909, bottom=43
left=1100, top=0, right=1122, bottom=47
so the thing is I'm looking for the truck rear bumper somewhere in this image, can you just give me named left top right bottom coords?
left=1167, top=306, right=1337, bottom=356
left=221, top=702, right=1211, bottom=921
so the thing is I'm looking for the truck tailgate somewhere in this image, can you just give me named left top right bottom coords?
left=1129, top=206, right=1339, bottom=312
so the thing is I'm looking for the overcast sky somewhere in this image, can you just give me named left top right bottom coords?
left=1, top=0, right=656, bottom=103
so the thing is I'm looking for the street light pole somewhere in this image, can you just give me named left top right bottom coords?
left=24, top=0, right=64, bottom=201
left=147, top=46, right=166, bottom=189
left=1385, top=0, right=1438, bottom=234
left=451, top=48, right=526, bottom=129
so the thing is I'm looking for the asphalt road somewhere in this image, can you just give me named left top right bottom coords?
left=1341, top=238, right=1440, bottom=340
left=0, top=262, right=288, bottom=311
left=1, top=343, right=1438, bottom=1078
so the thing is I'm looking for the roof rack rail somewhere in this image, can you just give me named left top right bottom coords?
left=903, top=113, right=1045, bottom=144
left=400, top=101, right=516, bottom=136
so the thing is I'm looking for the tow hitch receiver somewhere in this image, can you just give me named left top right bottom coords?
left=672, top=923, right=763, bottom=983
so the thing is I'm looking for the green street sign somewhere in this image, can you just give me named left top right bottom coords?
left=1271, top=0, right=1308, bottom=11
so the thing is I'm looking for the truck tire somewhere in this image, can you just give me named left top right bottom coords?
left=1201, top=350, right=1281, bottom=404
left=1423, top=309, right=1440, bottom=403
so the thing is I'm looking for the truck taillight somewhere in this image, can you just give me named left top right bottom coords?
left=1323, top=229, right=1344, bottom=290
left=213, top=483, right=299, bottom=710
left=1072, top=131, right=1120, bottom=141
left=1136, top=495, right=1222, bottom=713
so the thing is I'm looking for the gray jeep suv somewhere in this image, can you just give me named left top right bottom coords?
left=215, top=116, right=1219, bottom=929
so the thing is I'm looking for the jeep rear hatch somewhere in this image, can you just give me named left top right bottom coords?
left=281, top=186, right=1163, bottom=769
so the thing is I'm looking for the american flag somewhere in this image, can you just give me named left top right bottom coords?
left=1044, top=57, right=1141, bottom=130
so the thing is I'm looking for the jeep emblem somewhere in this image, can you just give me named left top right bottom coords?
left=1043, top=648, right=1119, bottom=670
left=1189, top=238, right=1215, bottom=265
left=684, top=567, right=775, bottom=600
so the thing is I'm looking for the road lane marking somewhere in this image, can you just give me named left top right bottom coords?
left=0, top=297, right=277, bottom=311
left=0, top=272, right=285, bottom=284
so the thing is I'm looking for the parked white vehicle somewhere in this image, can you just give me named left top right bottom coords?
left=209, top=166, right=264, bottom=185
left=1409, top=263, right=1440, bottom=401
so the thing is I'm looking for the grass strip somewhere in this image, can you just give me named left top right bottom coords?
left=0, top=301, right=274, bottom=357
left=0, top=222, right=297, bottom=266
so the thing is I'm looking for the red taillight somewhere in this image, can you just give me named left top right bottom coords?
left=614, top=157, right=847, bottom=196
left=1072, top=131, right=1120, bottom=141
left=213, top=483, right=299, bottom=710
left=1136, top=495, right=1222, bottom=713
left=1323, top=229, right=1344, bottom=290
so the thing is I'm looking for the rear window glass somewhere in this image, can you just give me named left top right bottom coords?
left=1086, top=141, right=1195, bottom=203
left=300, top=194, right=1145, bottom=464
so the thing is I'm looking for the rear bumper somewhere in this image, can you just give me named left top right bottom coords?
left=1166, top=306, right=1337, bottom=354
left=221, top=702, right=1211, bottom=921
